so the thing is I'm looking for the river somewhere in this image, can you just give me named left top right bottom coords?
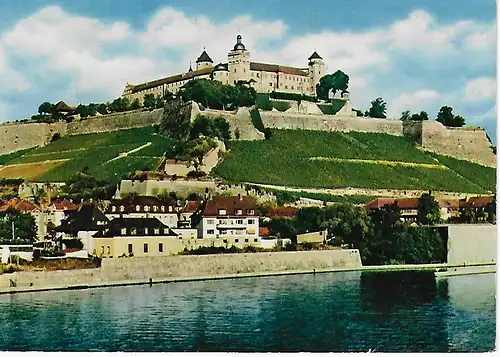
left=0, top=271, right=495, bottom=352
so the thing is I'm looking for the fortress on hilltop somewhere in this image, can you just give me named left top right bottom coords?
left=122, top=35, right=326, bottom=104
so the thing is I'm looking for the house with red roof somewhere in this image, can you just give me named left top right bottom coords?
left=192, top=195, right=260, bottom=248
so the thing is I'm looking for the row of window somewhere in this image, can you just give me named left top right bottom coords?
left=223, top=238, right=259, bottom=244
left=119, top=227, right=166, bottom=236
left=127, top=242, right=163, bottom=254
left=111, top=205, right=174, bottom=213
left=208, top=218, right=255, bottom=225
left=216, top=209, right=255, bottom=216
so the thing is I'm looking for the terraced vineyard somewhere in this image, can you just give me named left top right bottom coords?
left=214, top=129, right=496, bottom=193
left=0, top=126, right=175, bottom=183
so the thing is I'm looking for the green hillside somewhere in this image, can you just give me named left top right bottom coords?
left=214, top=130, right=495, bottom=193
left=0, top=126, right=175, bottom=183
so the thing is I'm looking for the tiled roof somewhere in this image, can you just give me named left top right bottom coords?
left=459, top=196, right=494, bottom=209
left=107, top=195, right=176, bottom=214
left=0, top=199, right=41, bottom=212
left=93, top=217, right=178, bottom=238
left=50, top=199, right=79, bottom=211
left=196, top=50, right=213, bottom=63
left=308, top=51, right=323, bottom=61
left=250, top=62, right=308, bottom=77
left=183, top=200, right=200, bottom=213
left=131, top=67, right=214, bottom=93
left=55, top=101, right=76, bottom=112
left=366, top=198, right=419, bottom=210
left=202, top=196, right=256, bottom=217
left=56, top=204, right=109, bottom=233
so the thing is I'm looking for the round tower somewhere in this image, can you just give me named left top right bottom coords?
left=196, top=49, right=213, bottom=71
left=308, top=51, right=325, bottom=96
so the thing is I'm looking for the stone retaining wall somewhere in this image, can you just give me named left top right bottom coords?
left=0, top=250, right=362, bottom=289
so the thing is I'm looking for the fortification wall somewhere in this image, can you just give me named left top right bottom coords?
left=446, top=224, right=496, bottom=265
left=67, top=109, right=162, bottom=135
left=0, top=122, right=67, bottom=155
left=202, top=107, right=264, bottom=140
left=260, top=111, right=404, bottom=136
left=420, top=122, right=496, bottom=167
left=0, top=250, right=362, bottom=289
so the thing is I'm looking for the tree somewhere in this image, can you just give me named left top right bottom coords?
left=410, top=111, right=429, bottom=121
left=143, top=93, right=156, bottom=109
left=97, top=103, right=108, bottom=115
left=0, top=208, right=37, bottom=244
left=316, top=70, right=350, bottom=100
left=131, top=98, right=141, bottom=110
left=38, top=102, right=55, bottom=116
left=76, top=104, right=90, bottom=118
left=400, top=110, right=411, bottom=121
left=436, top=105, right=466, bottom=127
left=417, top=193, right=441, bottom=226
left=367, top=97, right=387, bottom=118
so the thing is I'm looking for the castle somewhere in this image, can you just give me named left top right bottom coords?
left=122, top=35, right=326, bottom=104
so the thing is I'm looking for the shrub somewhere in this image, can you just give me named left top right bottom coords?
left=270, top=92, right=317, bottom=102
left=264, top=128, right=273, bottom=140
left=250, top=109, right=265, bottom=132
left=255, top=93, right=273, bottom=110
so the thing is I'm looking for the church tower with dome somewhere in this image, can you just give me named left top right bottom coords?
left=122, top=34, right=326, bottom=105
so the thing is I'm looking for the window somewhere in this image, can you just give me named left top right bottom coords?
left=135, top=205, right=140, bottom=211
left=144, top=228, right=149, bottom=235
left=285, top=85, right=288, bottom=89
left=236, top=209, right=243, bottom=215
left=144, top=243, right=148, bottom=253
left=169, top=206, right=173, bottom=212
left=207, top=219, right=215, bottom=224
left=144, top=205, right=149, bottom=212
left=159, top=243, right=163, bottom=252
left=218, top=209, right=226, bottom=216
left=254, top=238, right=258, bottom=242
left=121, top=228, right=127, bottom=235
left=154, top=228, right=160, bottom=235
left=223, top=239, right=228, bottom=244
left=236, top=219, right=244, bottom=225
left=248, top=219, right=254, bottom=224
left=120, top=206, right=125, bottom=212
left=234, top=69, right=236, bottom=73
left=131, top=228, right=137, bottom=235
left=111, top=206, right=116, bottom=212
left=245, top=239, right=249, bottom=243
left=207, top=229, right=215, bottom=235
left=107, top=246, right=111, bottom=254
left=291, top=86, right=294, bottom=90
left=153, top=206, right=157, bottom=212
left=235, top=239, right=239, bottom=243
left=161, top=206, right=165, bottom=212
left=257, top=73, right=260, bottom=78
left=270, top=82, right=273, bottom=87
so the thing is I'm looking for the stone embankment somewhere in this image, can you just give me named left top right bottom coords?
left=0, top=250, right=362, bottom=292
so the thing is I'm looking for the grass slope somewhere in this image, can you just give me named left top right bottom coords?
left=0, top=126, right=174, bottom=182
left=215, top=129, right=493, bottom=193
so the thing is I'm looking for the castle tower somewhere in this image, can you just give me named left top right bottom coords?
left=196, top=49, right=213, bottom=71
left=228, top=34, right=251, bottom=85
left=308, top=51, right=325, bottom=96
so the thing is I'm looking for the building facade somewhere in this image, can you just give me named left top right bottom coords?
left=122, top=35, right=325, bottom=105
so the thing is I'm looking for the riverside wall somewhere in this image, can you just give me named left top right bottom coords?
left=0, top=250, right=362, bottom=290
left=446, top=224, right=497, bottom=265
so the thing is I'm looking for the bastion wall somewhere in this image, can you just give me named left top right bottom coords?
left=0, top=103, right=495, bottom=168
left=0, top=250, right=362, bottom=289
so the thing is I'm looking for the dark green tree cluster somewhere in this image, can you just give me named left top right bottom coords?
left=58, top=171, right=115, bottom=201
left=143, top=91, right=173, bottom=110
left=76, top=103, right=108, bottom=118
left=400, top=110, right=429, bottom=121
left=365, top=97, right=387, bottom=118
left=316, top=70, right=350, bottom=100
left=436, top=105, right=465, bottom=127
left=190, top=114, right=231, bottom=143
left=449, top=196, right=496, bottom=224
left=179, top=79, right=256, bottom=110
left=0, top=208, right=37, bottom=245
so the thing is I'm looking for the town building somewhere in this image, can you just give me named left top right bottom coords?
left=92, top=217, right=181, bottom=258
left=122, top=35, right=325, bottom=105
left=192, top=195, right=260, bottom=248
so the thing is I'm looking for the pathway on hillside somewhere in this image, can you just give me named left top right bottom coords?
left=106, top=142, right=152, bottom=163
left=244, top=182, right=487, bottom=199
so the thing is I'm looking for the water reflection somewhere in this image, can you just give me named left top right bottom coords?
left=0, top=271, right=494, bottom=352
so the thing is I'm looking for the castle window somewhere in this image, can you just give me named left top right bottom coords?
left=285, top=85, right=288, bottom=89
left=111, top=206, right=116, bottom=212
left=291, top=86, right=294, bottom=90
left=135, top=205, right=140, bottom=211
left=144, top=205, right=149, bottom=212
left=121, top=228, right=127, bottom=235
left=270, top=82, right=273, bottom=87
left=257, top=73, right=260, bottom=78
left=234, top=69, right=236, bottom=73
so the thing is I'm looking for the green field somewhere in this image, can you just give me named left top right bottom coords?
left=0, top=126, right=174, bottom=183
left=214, top=130, right=495, bottom=193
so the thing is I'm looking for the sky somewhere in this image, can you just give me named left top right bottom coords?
left=0, top=0, right=496, bottom=139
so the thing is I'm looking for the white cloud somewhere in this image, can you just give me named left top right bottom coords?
left=387, top=89, right=441, bottom=118
left=0, top=45, right=30, bottom=92
left=465, top=23, right=496, bottom=51
left=464, top=77, right=496, bottom=101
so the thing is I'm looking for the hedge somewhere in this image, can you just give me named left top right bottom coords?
left=269, top=91, right=317, bottom=102
left=250, top=109, right=266, bottom=132
left=255, top=93, right=273, bottom=110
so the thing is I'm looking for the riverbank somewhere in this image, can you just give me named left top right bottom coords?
left=0, top=249, right=495, bottom=295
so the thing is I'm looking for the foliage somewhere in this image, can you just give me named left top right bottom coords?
left=271, top=101, right=291, bottom=112
left=316, top=70, right=350, bottom=100
left=436, top=105, right=466, bottom=127
left=108, top=97, right=131, bottom=113
left=367, top=97, right=387, bottom=118
left=0, top=208, right=37, bottom=245
left=400, top=110, right=411, bottom=121
left=261, top=217, right=298, bottom=241
left=255, top=93, right=273, bottom=110
left=250, top=108, right=266, bottom=133
left=215, top=130, right=489, bottom=193
left=0, top=149, right=34, bottom=165
left=190, top=114, right=231, bottom=143
left=410, top=111, right=429, bottom=121
left=317, top=99, right=346, bottom=115
left=50, top=132, right=61, bottom=143
left=179, top=79, right=256, bottom=110
left=269, top=91, right=317, bottom=102
left=0, top=178, right=24, bottom=185
left=417, top=193, right=441, bottom=225
left=60, top=171, right=115, bottom=200
left=264, top=128, right=273, bottom=140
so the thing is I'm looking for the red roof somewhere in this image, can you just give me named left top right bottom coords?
left=202, top=196, right=256, bottom=217
left=0, top=199, right=41, bottom=212
left=366, top=198, right=419, bottom=210
left=460, top=196, right=494, bottom=209
left=183, top=200, right=200, bottom=213
left=268, top=206, right=298, bottom=218
left=259, top=227, right=270, bottom=237
left=50, top=199, right=79, bottom=211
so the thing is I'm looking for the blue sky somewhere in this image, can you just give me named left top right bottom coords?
left=0, top=0, right=496, bottom=140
